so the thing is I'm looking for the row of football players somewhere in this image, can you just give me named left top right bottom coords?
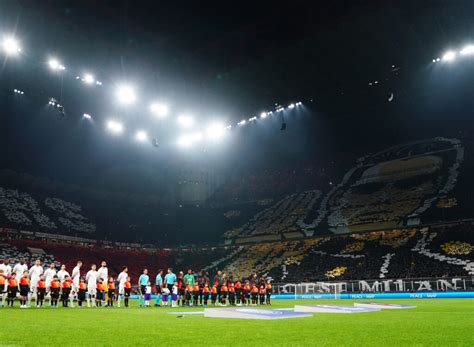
left=137, top=268, right=273, bottom=308
left=0, top=258, right=273, bottom=308
left=151, top=281, right=273, bottom=308
left=0, top=259, right=133, bottom=308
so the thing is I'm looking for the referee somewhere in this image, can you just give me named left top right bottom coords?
left=138, top=268, right=149, bottom=307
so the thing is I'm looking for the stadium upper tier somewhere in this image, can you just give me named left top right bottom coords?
left=1, top=223, right=473, bottom=282
left=214, top=137, right=471, bottom=241
left=1, top=137, right=474, bottom=244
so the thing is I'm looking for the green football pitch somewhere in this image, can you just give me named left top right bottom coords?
left=0, top=298, right=473, bottom=346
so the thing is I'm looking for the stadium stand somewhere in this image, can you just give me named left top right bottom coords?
left=0, top=242, right=56, bottom=267
left=300, top=138, right=465, bottom=235
left=1, top=223, right=472, bottom=283
left=1, top=138, right=474, bottom=285
left=223, top=190, right=322, bottom=238
left=0, top=186, right=96, bottom=234
left=252, top=224, right=474, bottom=282
left=217, top=138, right=469, bottom=241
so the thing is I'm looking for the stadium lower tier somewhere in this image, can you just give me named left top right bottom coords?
left=1, top=223, right=473, bottom=283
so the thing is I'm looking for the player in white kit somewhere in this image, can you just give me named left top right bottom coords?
left=116, top=266, right=128, bottom=308
left=0, top=259, right=11, bottom=307
left=43, top=263, right=56, bottom=306
left=28, top=259, right=43, bottom=307
left=97, top=261, right=108, bottom=283
left=57, top=264, right=70, bottom=282
left=97, top=261, right=108, bottom=303
left=71, top=260, right=82, bottom=308
left=13, top=258, right=28, bottom=281
left=85, top=264, right=98, bottom=308
left=0, top=259, right=12, bottom=278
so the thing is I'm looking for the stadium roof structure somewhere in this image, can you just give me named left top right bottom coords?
left=1, top=1, right=474, bottom=192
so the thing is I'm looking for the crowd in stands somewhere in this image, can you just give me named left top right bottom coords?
left=326, top=178, right=437, bottom=227
left=1, top=223, right=472, bottom=287
left=221, top=137, right=468, bottom=239
left=223, top=190, right=321, bottom=238
left=274, top=224, right=473, bottom=282
left=0, top=187, right=96, bottom=234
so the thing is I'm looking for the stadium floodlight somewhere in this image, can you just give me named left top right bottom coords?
left=116, top=85, right=136, bottom=105
left=206, top=123, right=226, bottom=140
left=225, top=125, right=232, bottom=130
left=288, top=103, right=295, bottom=109
left=135, top=130, right=147, bottom=142
left=248, top=116, right=257, bottom=122
left=82, top=73, right=95, bottom=84
left=150, top=102, right=169, bottom=117
left=48, top=58, right=65, bottom=71
left=442, top=51, right=456, bottom=62
left=260, top=112, right=268, bottom=119
left=460, top=45, right=474, bottom=56
left=83, top=113, right=92, bottom=119
left=237, top=119, right=246, bottom=126
left=177, top=132, right=202, bottom=147
left=106, top=120, right=124, bottom=134
left=2, top=36, right=21, bottom=55
left=96, top=81, right=102, bottom=85
left=177, top=114, right=194, bottom=127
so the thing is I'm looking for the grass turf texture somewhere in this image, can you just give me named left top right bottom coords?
left=0, top=299, right=473, bottom=346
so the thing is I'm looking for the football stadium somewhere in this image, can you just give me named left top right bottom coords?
left=1, top=1, right=474, bottom=346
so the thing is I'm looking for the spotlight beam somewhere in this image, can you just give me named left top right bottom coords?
left=2, top=36, right=21, bottom=55
left=116, top=85, right=137, bottom=105
left=106, top=120, right=124, bottom=134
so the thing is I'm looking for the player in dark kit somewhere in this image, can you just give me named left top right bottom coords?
left=107, top=277, right=115, bottom=307
left=61, top=275, right=72, bottom=307
left=192, top=283, right=199, bottom=306
left=197, top=272, right=206, bottom=306
left=185, top=282, right=192, bottom=306
left=234, top=280, right=242, bottom=305
left=243, top=281, right=251, bottom=306
left=78, top=278, right=87, bottom=307
left=266, top=280, right=272, bottom=305
left=251, top=284, right=259, bottom=305
left=50, top=275, right=61, bottom=307
left=228, top=282, right=236, bottom=306
left=124, top=277, right=132, bottom=307
left=210, top=284, right=217, bottom=305
left=177, top=274, right=185, bottom=306
left=96, top=279, right=104, bottom=307
left=202, top=283, right=210, bottom=306
left=220, top=283, right=228, bottom=306
left=7, top=274, right=18, bottom=307
left=19, top=271, right=30, bottom=308
left=259, top=285, right=266, bottom=305
left=37, top=275, right=46, bottom=307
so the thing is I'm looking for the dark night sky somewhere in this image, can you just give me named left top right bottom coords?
left=1, top=0, right=474, bottom=192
